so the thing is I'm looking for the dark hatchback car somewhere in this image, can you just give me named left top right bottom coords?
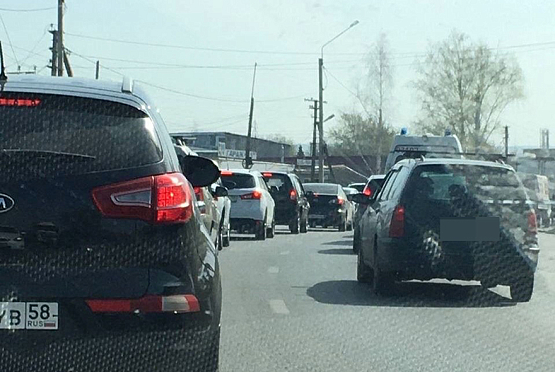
left=353, top=175, right=386, bottom=253
left=304, top=183, right=350, bottom=231
left=262, top=171, right=310, bottom=234
left=355, top=158, right=540, bottom=302
left=0, top=75, right=222, bottom=372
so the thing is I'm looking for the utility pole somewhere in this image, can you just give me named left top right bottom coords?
left=304, top=98, right=319, bottom=181
left=243, top=62, right=257, bottom=169
left=504, top=126, right=509, bottom=158
left=318, top=58, right=324, bottom=182
left=57, top=0, right=64, bottom=76
left=63, top=50, right=73, bottom=77
left=95, top=60, right=100, bottom=79
left=49, top=27, right=58, bottom=76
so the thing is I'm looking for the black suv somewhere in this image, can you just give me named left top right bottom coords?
left=355, top=158, right=540, bottom=302
left=0, top=75, right=222, bottom=371
left=262, top=171, right=310, bottom=234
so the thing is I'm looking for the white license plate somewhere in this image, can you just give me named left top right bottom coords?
left=0, top=302, right=59, bottom=330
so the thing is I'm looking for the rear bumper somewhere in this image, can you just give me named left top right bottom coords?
left=229, top=201, right=264, bottom=221
left=308, top=209, right=344, bottom=226
left=0, top=324, right=219, bottom=372
left=230, top=218, right=263, bottom=233
left=377, top=237, right=538, bottom=283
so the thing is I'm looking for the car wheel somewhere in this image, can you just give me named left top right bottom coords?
left=217, top=228, right=223, bottom=251
left=290, top=213, right=300, bottom=234
left=222, top=224, right=230, bottom=247
left=372, top=242, right=394, bottom=295
left=255, top=216, right=267, bottom=241
left=510, top=275, right=534, bottom=302
left=300, top=215, right=308, bottom=233
left=338, top=218, right=346, bottom=232
left=347, top=220, right=353, bottom=231
left=267, top=217, right=276, bottom=238
left=357, top=246, right=373, bottom=283
left=353, top=228, right=360, bottom=254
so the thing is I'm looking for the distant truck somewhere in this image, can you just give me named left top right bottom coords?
left=385, top=129, right=463, bottom=171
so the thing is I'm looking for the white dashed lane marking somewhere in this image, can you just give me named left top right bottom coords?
left=268, top=299, right=290, bottom=315
left=280, top=251, right=290, bottom=255
left=268, top=266, right=280, bottom=274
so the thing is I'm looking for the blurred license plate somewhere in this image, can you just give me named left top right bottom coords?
left=311, top=215, right=325, bottom=219
left=0, top=302, right=59, bottom=330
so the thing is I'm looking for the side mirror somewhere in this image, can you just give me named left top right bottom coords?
left=213, top=185, right=228, bottom=197
left=179, top=155, right=221, bottom=187
left=351, top=193, right=372, bottom=205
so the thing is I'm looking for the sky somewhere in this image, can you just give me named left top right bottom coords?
left=2, top=0, right=554, bottom=149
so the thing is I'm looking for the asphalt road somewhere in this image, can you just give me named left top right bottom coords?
left=218, top=227, right=555, bottom=372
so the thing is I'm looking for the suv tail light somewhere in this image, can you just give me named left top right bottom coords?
left=241, top=190, right=262, bottom=200
left=363, top=186, right=372, bottom=197
left=527, top=209, right=537, bottom=234
left=389, top=205, right=405, bottom=237
left=86, top=294, right=200, bottom=313
left=92, top=173, right=194, bottom=224
left=290, top=189, right=297, bottom=201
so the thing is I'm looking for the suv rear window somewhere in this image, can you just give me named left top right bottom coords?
left=221, top=173, right=256, bottom=189
left=263, top=174, right=292, bottom=195
left=0, top=93, right=162, bottom=172
left=304, top=184, right=338, bottom=195
left=405, top=164, right=527, bottom=202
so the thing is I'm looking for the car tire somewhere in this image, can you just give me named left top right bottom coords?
left=347, top=220, right=353, bottom=231
left=300, top=215, right=308, bottom=233
left=357, top=247, right=373, bottom=283
left=353, top=228, right=360, bottom=254
left=216, top=228, right=223, bottom=251
left=372, top=242, right=394, bottom=295
left=255, top=216, right=267, bottom=241
left=267, top=217, right=276, bottom=238
left=510, top=275, right=534, bottom=302
left=338, top=218, right=346, bottom=232
left=222, top=223, right=230, bottom=247
left=290, top=213, right=300, bottom=234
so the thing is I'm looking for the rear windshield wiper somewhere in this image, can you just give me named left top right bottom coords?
left=0, top=149, right=96, bottom=160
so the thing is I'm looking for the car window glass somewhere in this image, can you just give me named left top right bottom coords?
left=378, top=171, right=399, bottom=201
left=221, top=174, right=256, bottom=189
left=389, top=167, right=411, bottom=200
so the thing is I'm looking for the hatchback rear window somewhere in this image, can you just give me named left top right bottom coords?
left=0, top=93, right=162, bottom=172
left=221, top=174, right=256, bottom=189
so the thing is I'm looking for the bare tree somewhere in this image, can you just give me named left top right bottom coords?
left=413, top=31, right=524, bottom=150
left=357, top=33, right=394, bottom=172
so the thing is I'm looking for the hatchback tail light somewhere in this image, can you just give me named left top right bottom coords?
left=337, top=197, right=345, bottom=205
left=527, top=209, right=537, bottom=234
left=389, top=205, right=405, bottom=237
left=86, top=294, right=200, bottom=314
left=92, top=173, right=194, bottom=224
left=241, top=190, right=262, bottom=200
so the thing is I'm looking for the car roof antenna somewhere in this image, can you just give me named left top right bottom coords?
left=0, top=41, right=7, bottom=82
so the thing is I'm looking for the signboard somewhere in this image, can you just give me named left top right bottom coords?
left=218, top=146, right=257, bottom=160
left=296, top=159, right=312, bottom=166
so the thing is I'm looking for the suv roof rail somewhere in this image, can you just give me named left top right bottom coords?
left=396, top=149, right=515, bottom=162
left=121, top=76, right=133, bottom=93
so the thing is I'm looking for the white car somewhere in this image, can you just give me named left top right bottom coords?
left=211, top=178, right=232, bottom=248
left=221, top=169, right=276, bottom=240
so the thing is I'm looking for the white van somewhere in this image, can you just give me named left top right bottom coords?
left=385, top=129, right=463, bottom=171
left=519, top=173, right=552, bottom=227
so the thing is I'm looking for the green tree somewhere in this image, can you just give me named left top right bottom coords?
left=413, top=31, right=524, bottom=150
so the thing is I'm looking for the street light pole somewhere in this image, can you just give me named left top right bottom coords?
left=318, top=20, right=359, bottom=182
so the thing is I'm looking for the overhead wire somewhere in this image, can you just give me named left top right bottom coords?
left=0, top=13, right=19, bottom=65
left=0, top=6, right=56, bottom=12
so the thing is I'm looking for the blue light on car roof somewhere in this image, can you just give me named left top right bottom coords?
left=400, top=127, right=408, bottom=135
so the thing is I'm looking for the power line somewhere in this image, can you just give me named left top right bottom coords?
left=0, top=13, right=19, bottom=65
left=65, top=32, right=366, bottom=56
left=0, top=6, right=56, bottom=12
